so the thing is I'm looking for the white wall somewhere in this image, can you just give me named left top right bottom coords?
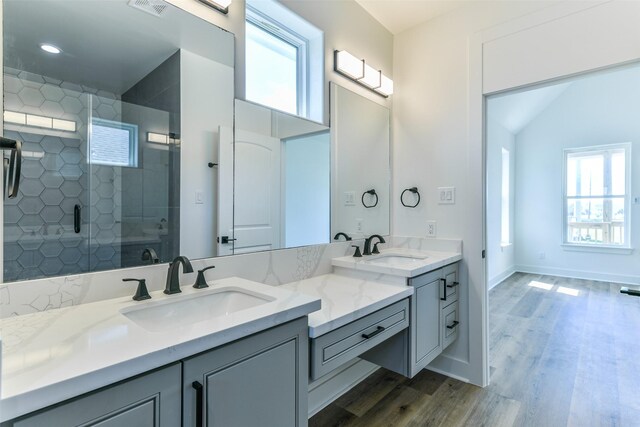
left=393, top=1, right=562, bottom=386
left=514, top=66, right=640, bottom=284
left=285, top=133, right=330, bottom=247
left=180, top=50, right=234, bottom=259
left=486, top=118, right=515, bottom=289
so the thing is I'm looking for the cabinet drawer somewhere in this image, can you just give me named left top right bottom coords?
left=442, top=301, right=459, bottom=349
left=311, top=299, right=409, bottom=379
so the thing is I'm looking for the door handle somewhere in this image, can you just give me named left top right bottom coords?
left=192, top=381, right=203, bottom=427
left=74, top=204, right=81, bottom=233
left=217, top=235, right=237, bottom=244
left=440, top=279, right=447, bottom=301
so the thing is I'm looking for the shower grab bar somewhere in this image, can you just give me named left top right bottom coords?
left=0, top=136, right=22, bottom=199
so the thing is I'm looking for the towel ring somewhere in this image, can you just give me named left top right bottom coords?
left=362, top=189, right=378, bottom=208
left=401, top=187, right=420, bottom=208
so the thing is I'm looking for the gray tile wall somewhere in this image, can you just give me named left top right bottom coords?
left=3, top=67, right=122, bottom=281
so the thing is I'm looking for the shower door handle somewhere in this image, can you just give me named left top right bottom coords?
left=74, top=205, right=81, bottom=233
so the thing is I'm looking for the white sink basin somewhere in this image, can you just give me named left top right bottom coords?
left=121, top=287, right=275, bottom=332
left=364, top=254, right=428, bottom=265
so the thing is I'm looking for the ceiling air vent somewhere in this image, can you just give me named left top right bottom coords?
left=127, top=0, right=169, bottom=18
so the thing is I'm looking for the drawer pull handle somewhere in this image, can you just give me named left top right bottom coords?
left=192, top=381, right=203, bottom=427
left=446, top=321, right=460, bottom=329
left=447, top=281, right=459, bottom=288
left=362, top=325, right=385, bottom=339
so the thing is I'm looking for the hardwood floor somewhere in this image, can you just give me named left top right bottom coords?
left=310, top=273, right=640, bottom=427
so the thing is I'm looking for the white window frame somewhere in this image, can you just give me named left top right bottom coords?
left=89, top=118, right=139, bottom=168
left=245, top=6, right=309, bottom=117
left=562, top=143, right=632, bottom=251
left=501, top=147, right=511, bottom=246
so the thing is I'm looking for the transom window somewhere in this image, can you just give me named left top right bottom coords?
left=563, top=144, right=630, bottom=247
left=245, top=7, right=307, bottom=116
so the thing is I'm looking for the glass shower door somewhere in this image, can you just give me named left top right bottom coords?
left=86, top=94, right=178, bottom=272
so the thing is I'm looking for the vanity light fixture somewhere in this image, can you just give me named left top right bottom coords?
left=4, top=110, right=76, bottom=132
left=334, top=50, right=393, bottom=97
left=40, top=43, right=61, bottom=54
left=147, top=132, right=169, bottom=144
left=198, top=0, right=232, bottom=14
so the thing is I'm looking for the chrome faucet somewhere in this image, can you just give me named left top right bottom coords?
left=363, top=235, right=386, bottom=256
left=165, top=256, right=194, bottom=294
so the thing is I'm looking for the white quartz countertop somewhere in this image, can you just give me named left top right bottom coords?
left=0, top=277, right=320, bottom=422
left=280, top=273, right=413, bottom=338
left=332, top=248, right=462, bottom=278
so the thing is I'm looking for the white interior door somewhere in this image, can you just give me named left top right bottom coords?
left=217, top=126, right=234, bottom=256
left=233, top=129, right=281, bottom=254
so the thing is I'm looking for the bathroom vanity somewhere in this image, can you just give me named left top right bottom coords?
left=0, top=278, right=320, bottom=426
left=329, top=248, right=462, bottom=379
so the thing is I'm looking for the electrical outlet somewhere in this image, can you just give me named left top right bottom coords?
left=344, top=191, right=356, bottom=206
left=426, top=220, right=436, bottom=237
left=195, top=190, right=204, bottom=204
left=438, top=187, right=455, bottom=204
left=356, top=218, right=363, bottom=232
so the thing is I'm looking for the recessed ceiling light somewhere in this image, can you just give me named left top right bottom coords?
left=40, top=44, right=61, bottom=54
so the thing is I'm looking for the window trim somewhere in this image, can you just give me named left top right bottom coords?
left=501, top=147, right=511, bottom=245
left=561, top=142, right=632, bottom=250
left=245, top=6, right=309, bottom=117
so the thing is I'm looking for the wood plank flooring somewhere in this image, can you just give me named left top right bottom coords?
left=310, top=273, right=640, bottom=427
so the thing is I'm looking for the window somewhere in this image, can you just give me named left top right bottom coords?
left=501, top=148, right=510, bottom=245
left=90, top=118, right=138, bottom=167
left=564, top=144, right=630, bottom=247
left=245, top=17, right=302, bottom=115
left=245, top=0, right=323, bottom=121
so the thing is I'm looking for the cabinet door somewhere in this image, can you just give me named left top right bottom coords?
left=183, top=318, right=308, bottom=427
left=11, top=364, right=181, bottom=427
left=414, top=277, right=442, bottom=366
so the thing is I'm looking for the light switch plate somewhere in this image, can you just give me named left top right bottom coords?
left=426, top=220, right=436, bottom=237
left=438, top=187, right=455, bottom=204
left=344, top=191, right=356, bottom=206
left=195, top=190, right=204, bottom=204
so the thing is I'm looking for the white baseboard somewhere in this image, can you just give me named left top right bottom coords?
left=427, top=353, right=472, bottom=384
left=488, top=267, right=516, bottom=290
left=308, top=358, right=378, bottom=418
left=515, top=264, right=640, bottom=285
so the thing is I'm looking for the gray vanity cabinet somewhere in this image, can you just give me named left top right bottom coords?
left=6, top=364, right=181, bottom=427
left=182, top=317, right=309, bottom=427
left=362, top=262, right=460, bottom=379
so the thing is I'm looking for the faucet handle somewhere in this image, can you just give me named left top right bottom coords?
left=194, top=265, right=216, bottom=289
left=352, top=245, right=362, bottom=258
left=123, top=278, right=151, bottom=301
left=372, top=242, right=381, bottom=254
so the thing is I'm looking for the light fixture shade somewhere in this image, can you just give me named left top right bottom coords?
left=198, top=0, right=231, bottom=13
left=147, top=132, right=169, bottom=144
left=335, top=50, right=364, bottom=80
left=359, top=63, right=382, bottom=89
left=376, top=74, right=394, bottom=96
